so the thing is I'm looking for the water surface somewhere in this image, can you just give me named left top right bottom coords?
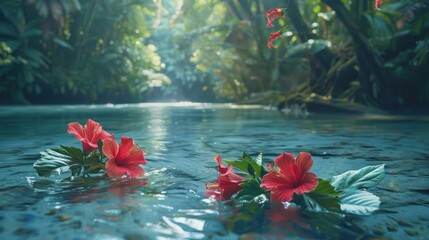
left=0, top=103, right=428, bottom=239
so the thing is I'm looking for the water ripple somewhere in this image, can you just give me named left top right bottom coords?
left=0, top=105, right=428, bottom=239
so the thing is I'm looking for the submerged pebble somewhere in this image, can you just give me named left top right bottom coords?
left=14, top=227, right=37, bottom=236
left=57, top=215, right=71, bottom=221
left=404, top=229, right=419, bottom=236
left=386, top=223, right=397, bottom=232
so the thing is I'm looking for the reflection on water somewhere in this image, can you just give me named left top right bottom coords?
left=0, top=103, right=428, bottom=239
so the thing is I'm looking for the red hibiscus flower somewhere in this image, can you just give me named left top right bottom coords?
left=266, top=8, right=285, bottom=28
left=67, top=119, right=113, bottom=153
left=205, top=155, right=244, bottom=200
left=261, top=152, right=318, bottom=202
left=375, top=0, right=383, bottom=10
left=102, top=136, right=147, bottom=178
left=267, top=31, right=283, bottom=48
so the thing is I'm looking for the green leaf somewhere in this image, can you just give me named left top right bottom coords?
left=226, top=194, right=269, bottom=234
left=53, top=37, right=74, bottom=50
left=303, top=211, right=343, bottom=239
left=0, top=22, right=18, bottom=37
left=339, top=190, right=380, bottom=215
left=241, top=152, right=253, bottom=162
left=23, top=47, right=49, bottom=68
left=21, top=28, right=42, bottom=38
left=33, top=146, right=83, bottom=177
left=72, top=0, right=82, bottom=11
left=312, top=179, right=340, bottom=196
left=60, top=145, right=84, bottom=162
left=292, top=179, right=342, bottom=213
left=247, top=163, right=255, bottom=177
left=287, top=39, right=331, bottom=58
left=255, top=153, right=263, bottom=166
left=330, top=164, right=385, bottom=191
left=234, top=179, right=265, bottom=199
left=297, top=191, right=341, bottom=213
left=83, top=162, right=105, bottom=175
left=226, top=152, right=266, bottom=180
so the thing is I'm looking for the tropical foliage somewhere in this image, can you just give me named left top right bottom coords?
left=205, top=152, right=385, bottom=238
left=1, top=0, right=428, bottom=112
left=0, top=0, right=166, bottom=104
left=34, top=119, right=147, bottom=178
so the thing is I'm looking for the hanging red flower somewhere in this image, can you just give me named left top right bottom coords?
left=261, top=152, right=319, bottom=202
left=267, top=31, right=283, bottom=48
left=205, top=155, right=244, bottom=200
left=266, top=8, right=285, bottom=28
left=67, top=119, right=113, bottom=153
left=375, top=0, right=383, bottom=10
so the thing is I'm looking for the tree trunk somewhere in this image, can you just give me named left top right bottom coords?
left=321, top=0, right=388, bottom=107
left=287, top=0, right=336, bottom=95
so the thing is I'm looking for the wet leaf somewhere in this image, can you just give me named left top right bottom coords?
left=339, top=190, right=380, bottom=215
left=312, top=179, right=340, bottom=196
left=234, top=179, right=265, bottom=199
left=34, top=146, right=83, bottom=177
left=330, top=164, right=385, bottom=191
left=226, top=194, right=269, bottom=234
left=255, top=153, right=263, bottom=166
left=227, top=152, right=268, bottom=180
left=295, top=191, right=341, bottom=213
left=53, top=37, right=73, bottom=50
left=247, top=163, right=255, bottom=177
left=294, top=179, right=341, bottom=213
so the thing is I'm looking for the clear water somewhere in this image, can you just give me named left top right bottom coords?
left=0, top=103, right=428, bottom=239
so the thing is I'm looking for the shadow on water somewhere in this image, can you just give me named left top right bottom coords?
left=0, top=103, right=428, bottom=239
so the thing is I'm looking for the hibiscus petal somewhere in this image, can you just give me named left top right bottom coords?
left=99, top=130, right=114, bottom=141
left=219, top=165, right=244, bottom=184
left=102, top=138, right=119, bottom=159
left=116, top=137, right=147, bottom=165
left=105, top=158, right=144, bottom=178
left=220, top=182, right=241, bottom=200
left=121, top=148, right=147, bottom=165
left=84, top=119, right=103, bottom=142
left=215, top=155, right=228, bottom=174
left=204, top=189, right=221, bottom=200
left=67, top=122, right=85, bottom=141
left=274, top=152, right=295, bottom=172
left=296, top=152, right=313, bottom=174
left=274, top=152, right=298, bottom=181
left=81, top=141, right=98, bottom=153
left=116, top=136, right=136, bottom=160
left=295, top=173, right=319, bottom=195
left=261, top=169, right=292, bottom=190
left=270, top=186, right=295, bottom=202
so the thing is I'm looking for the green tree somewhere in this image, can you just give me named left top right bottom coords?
left=282, top=0, right=429, bottom=111
left=1, top=0, right=167, bottom=104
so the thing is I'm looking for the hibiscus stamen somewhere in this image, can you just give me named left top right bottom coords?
left=205, top=182, right=219, bottom=189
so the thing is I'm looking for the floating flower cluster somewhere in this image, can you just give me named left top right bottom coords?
left=205, top=151, right=385, bottom=235
left=34, top=119, right=147, bottom=179
left=33, top=120, right=385, bottom=237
